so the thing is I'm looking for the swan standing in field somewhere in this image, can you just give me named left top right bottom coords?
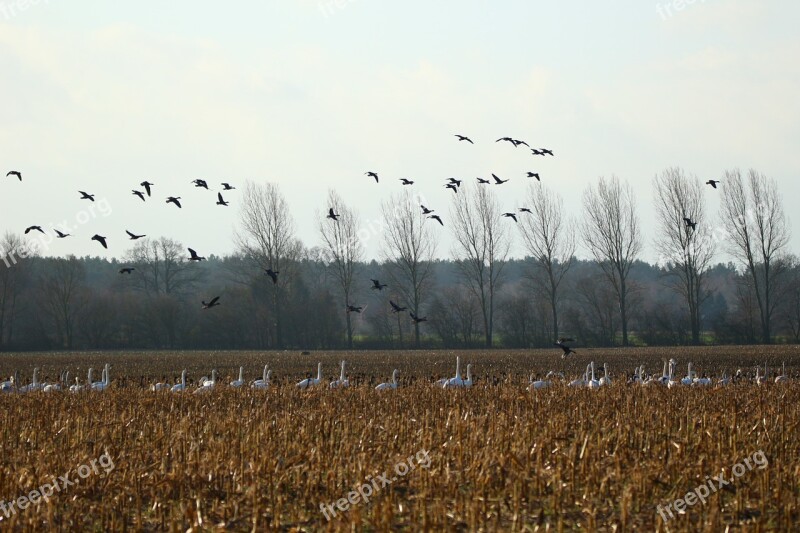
left=69, top=376, right=83, bottom=393
left=1, top=371, right=18, bottom=392
left=446, top=363, right=472, bottom=388
left=440, top=357, right=464, bottom=388
left=171, top=370, right=188, bottom=392
left=587, top=362, right=600, bottom=389
left=375, top=369, right=399, bottom=391
left=19, top=367, right=42, bottom=392
left=44, top=371, right=68, bottom=392
left=681, top=362, right=696, bottom=386
left=229, top=366, right=245, bottom=388
left=529, top=373, right=551, bottom=390
left=598, top=363, right=611, bottom=386
left=755, top=364, right=765, bottom=385
left=297, top=363, right=322, bottom=389
left=91, top=364, right=110, bottom=391
left=569, top=365, right=590, bottom=387
left=667, top=359, right=680, bottom=388
left=718, top=371, right=731, bottom=386
left=251, top=365, right=271, bottom=389
left=775, top=362, right=790, bottom=384
left=195, top=370, right=217, bottom=394
left=329, top=360, right=349, bottom=389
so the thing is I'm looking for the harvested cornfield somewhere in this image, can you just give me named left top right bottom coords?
left=0, top=346, right=798, bottom=531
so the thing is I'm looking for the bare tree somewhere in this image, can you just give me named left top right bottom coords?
left=39, top=256, right=88, bottom=349
left=518, top=184, right=575, bottom=341
left=653, top=168, right=715, bottom=344
left=720, top=168, right=791, bottom=343
left=381, top=190, right=436, bottom=347
left=124, top=237, right=203, bottom=295
left=449, top=184, right=510, bottom=347
left=581, top=175, right=642, bottom=346
left=0, top=233, right=34, bottom=348
left=236, top=181, right=302, bottom=348
left=318, top=190, right=364, bottom=348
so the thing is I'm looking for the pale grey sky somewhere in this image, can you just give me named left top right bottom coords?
left=1, top=1, right=798, bottom=262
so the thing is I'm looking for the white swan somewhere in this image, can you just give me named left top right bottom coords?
left=329, top=360, right=349, bottom=389
left=375, top=369, right=399, bottom=391
left=446, top=363, right=472, bottom=388
left=598, top=363, right=611, bottom=386
left=195, top=369, right=217, bottom=394
left=44, top=371, right=68, bottom=392
left=569, top=365, right=590, bottom=387
left=230, top=366, right=245, bottom=388
left=718, top=371, right=731, bottom=386
left=69, top=376, right=83, bottom=393
left=251, top=365, right=271, bottom=389
left=529, top=373, right=551, bottom=390
left=667, top=359, right=680, bottom=388
left=201, top=370, right=217, bottom=387
left=442, top=357, right=464, bottom=388
left=171, top=370, right=188, bottom=392
left=775, top=362, right=789, bottom=384
left=681, top=362, right=695, bottom=386
left=755, top=364, right=765, bottom=385
left=587, top=362, right=600, bottom=389
left=297, top=363, right=322, bottom=389
left=92, top=364, right=110, bottom=391
left=1, top=371, right=18, bottom=393
left=19, top=367, right=42, bottom=393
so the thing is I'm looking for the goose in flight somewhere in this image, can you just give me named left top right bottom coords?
left=390, top=300, right=407, bottom=313
left=346, top=305, right=363, bottom=313
left=119, top=267, right=135, bottom=274
left=91, top=234, right=108, bottom=249
left=496, top=137, right=514, bottom=144
left=265, top=269, right=278, bottom=284
left=532, top=148, right=554, bottom=156
left=477, top=177, right=490, bottom=184
left=216, top=192, right=229, bottom=206
left=327, top=208, right=340, bottom=221
left=421, top=205, right=434, bottom=215
left=140, top=181, right=153, bottom=196
left=399, top=178, right=414, bottom=185
left=526, top=172, right=540, bottom=181
left=221, top=182, right=236, bottom=190
left=132, top=190, right=146, bottom=201
left=492, top=174, right=508, bottom=185
left=202, top=296, right=220, bottom=309
left=6, top=170, right=21, bottom=181
left=683, top=217, right=697, bottom=230
left=54, top=229, right=71, bottom=238
left=454, top=134, right=473, bottom=144
left=188, top=248, right=205, bottom=261
left=191, top=179, right=209, bottom=189
left=447, top=178, right=462, bottom=187
left=78, top=191, right=95, bottom=202
left=410, top=312, right=427, bottom=324
left=511, top=139, right=529, bottom=147
left=25, top=225, right=44, bottom=234
left=518, top=207, right=532, bottom=214
left=126, top=230, right=146, bottom=240
left=428, top=214, right=444, bottom=226
left=706, top=180, right=720, bottom=189
left=166, top=196, right=182, bottom=208
left=370, top=279, right=387, bottom=291
left=445, top=183, right=458, bottom=193
left=366, top=171, right=379, bottom=183
left=502, top=212, right=518, bottom=222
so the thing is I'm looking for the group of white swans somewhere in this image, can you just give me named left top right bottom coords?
left=0, top=364, right=111, bottom=393
left=529, top=359, right=791, bottom=390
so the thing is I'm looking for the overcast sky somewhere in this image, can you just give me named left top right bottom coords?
left=1, top=1, right=798, bottom=263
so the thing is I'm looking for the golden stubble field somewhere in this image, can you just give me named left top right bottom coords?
left=0, top=346, right=799, bottom=532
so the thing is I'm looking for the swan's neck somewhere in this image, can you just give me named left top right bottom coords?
left=317, top=364, right=322, bottom=380
left=455, top=357, right=461, bottom=378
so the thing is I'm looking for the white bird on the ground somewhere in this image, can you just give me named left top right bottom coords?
left=19, top=367, right=42, bottom=393
left=329, top=360, right=349, bottom=389
left=441, top=357, right=464, bottom=388
left=195, top=370, right=217, bottom=394
left=529, top=373, right=551, bottom=390
left=569, top=365, right=590, bottom=387
left=445, top=362, right=472, bottom=388
left=681, top=362, right=696, bottom=386
left=718, top=371, right=731, bottom=386
left=251, top=365, right=271, bottom=389
left=1, top=371, right=19, bottom=393
left=775, top=362, right=790, bottom=384
left=201, top=370, right=217, bottom=387
left=68, top=376, right=82, bottom=393
left=297, top=363, right=322, bottom=389
left=755, top=364, right=765, bottom=385
left=91, top=364, right=110, bottom=391
left=375, top=369, right=399, bottom=391
left=587, top=362, right=600, bottom=389
left=44, top=371, right=68, bottom=392
left=171, top=370, right=188, bottom=392
left=667, top=359, right=680, bottom=388
left=230, top=366, right=245, bottom=388
left=598, top=363, right=611, bottom=386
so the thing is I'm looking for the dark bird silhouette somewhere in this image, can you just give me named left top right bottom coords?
left=526, top=172, right=541, bottom=181
left=421, top=205, right=434, bottom=215
left=347, top=305, right=363, bottom=313
left=140, top=181, right=153, bottom=196
left=496, top=137, right=514, bottom=144
left=428, top=214, right=444, bottom=226
left=557, top=343, right=576, bottom=358
left=6, top=171, right=21, bottom=181
left=390, top=300, right=407, bottom=313
left=511, top=139, right=530, bottom=147
left=492, top=173, right=508, bottom=185
left=79, top=191, right=95, bottom=202
left=126, top=230, right=146, bottom=240
left=366, top=171, right=379, bottom=183
left=132, top=190, right=146, bottom=201
left=371, top=279, right=387, bottom=291
left=399, top=178, right=414, bottom=185
left=683, top=217, right=697, bottom=230
left=119, top=267, right=135, bottom=274
left=410, top=312, right=427, bottom=324
left=188, top=248, right=205, bottom=261
left=327, top=208, right=340, bottom=221
left=24, top=225, right=44, bottom=235
left=265, top=269, right=279, bottom=284
left=518, top=207, right=532, bottom=214
left=477, top=177, right=490, bottom=184
left=447, top=178, right=462, bottom=187
left=202, top=296, right=220, bottom=310
left=445, top=183, right=458, bottom=193
left=54, top=229, right=70, bottom=238
left=166, top=196, right=182, bottom=208
left=191, top=179, right=209, bottom=190
left=221, top=182, right=236, bottom=190
left=706, top=180, right=720, bottom=189
left=533, top=148, right=554, bottom=156
left=91, top=234, right=108, bottom=249
left=502, top=212, right=518, bottom=222
left=216, top=192, right=229, bottom=206
left=455, top=134, right=474, bottom=144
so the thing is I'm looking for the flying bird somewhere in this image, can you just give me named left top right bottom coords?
left=532, top=148, right=554, bottom=156
left=502, top=212, right=518, bottom=222
left=191, top=179, right=209, bottom=189
left=188, top=248, right=205, bottom=261
left=370, top=279, right=387, bottom=291
left=346, top=305, right=363, bottom=313
left=390, top=300, right=407, bottom=313
left=526, top=172, right=541, bottom=181
left=119, top=267, right=135, bottom=275
left=6, top=171, right=21, bottom=181
left=428, top=214, right=444, bottom=226
left=166, top=197, right=182, bottom=208
left=477, top=177, right=490, bottom=184
left=126, top=230, right=146, bottom=240
left=511, top=139, right=530, bottom=147
left=78, top=191, right=95, bottom=202
left=132, top=190, right=146, bottom=201
left=518, top=207, right=532, bottom=214
left=421, top=205, right=434, bottom=215
left=496, top=137, right=514, bottom=144
left=410, top=312, right=427, bottom=324
left=265, top=269, right=279, bottom=284
left=327, top=208, right=339, bottom=221
left=492, top=174, right=508, bottom=185
left=557, top=343, right=576, bottom=358
left=455, top=134, right=474, bottom=144
left=399, top=178, right=414, bottom=185
left=445, top=183, right=458, bottom=193
left=221, top=182, right=236, bottom=190
left=202, top=297, right=220, bottom=310
left=366, top=171, right=379, bottom=183
left=706, top=180, right=720, bottom=189
left=91, top=234, right=108, bottom=249
left=683, top=217, right=697, bottom=230
left=24, top=226, right=44, bottom=235
left=216, top=192, right=229, bottom=206
left=140, top=181, right=153, bottom=196
left=447, top=178, right=462, bottom=187
left=54, top=229, right=71, bottom=238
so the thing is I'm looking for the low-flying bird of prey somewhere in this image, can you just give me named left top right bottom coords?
left=166, top=196, right=182, bottom=208
left=140, top=181, right=153, bottom=196
left=327, top=208, right=339, bottom=221
left=126, top=230, right=146, bottom=240
left=216, top=192, right=229, bottom=206
left=265, top=269, right=279, bottom=284
left=502, top=212, right=518, bottom=222
left=79, top=191, right=95, bottom=201
left=132, top=190, right=146, bottom=201
left=366, top=171, right=379, bottom=183
left=91, top=234, right=108, bottom=249
left=25, top=225, right=44, bottom=234
left=492, top=173, right=508, bottom=185
left=428, top=214, right=444, bottom=226
left=6, top=171, right=21, bottom=181
left=202, top=296, right=220, bottom=310
left=455, top=134, right=474, bottom=144
left=188, top=248, right=205, bottom=261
